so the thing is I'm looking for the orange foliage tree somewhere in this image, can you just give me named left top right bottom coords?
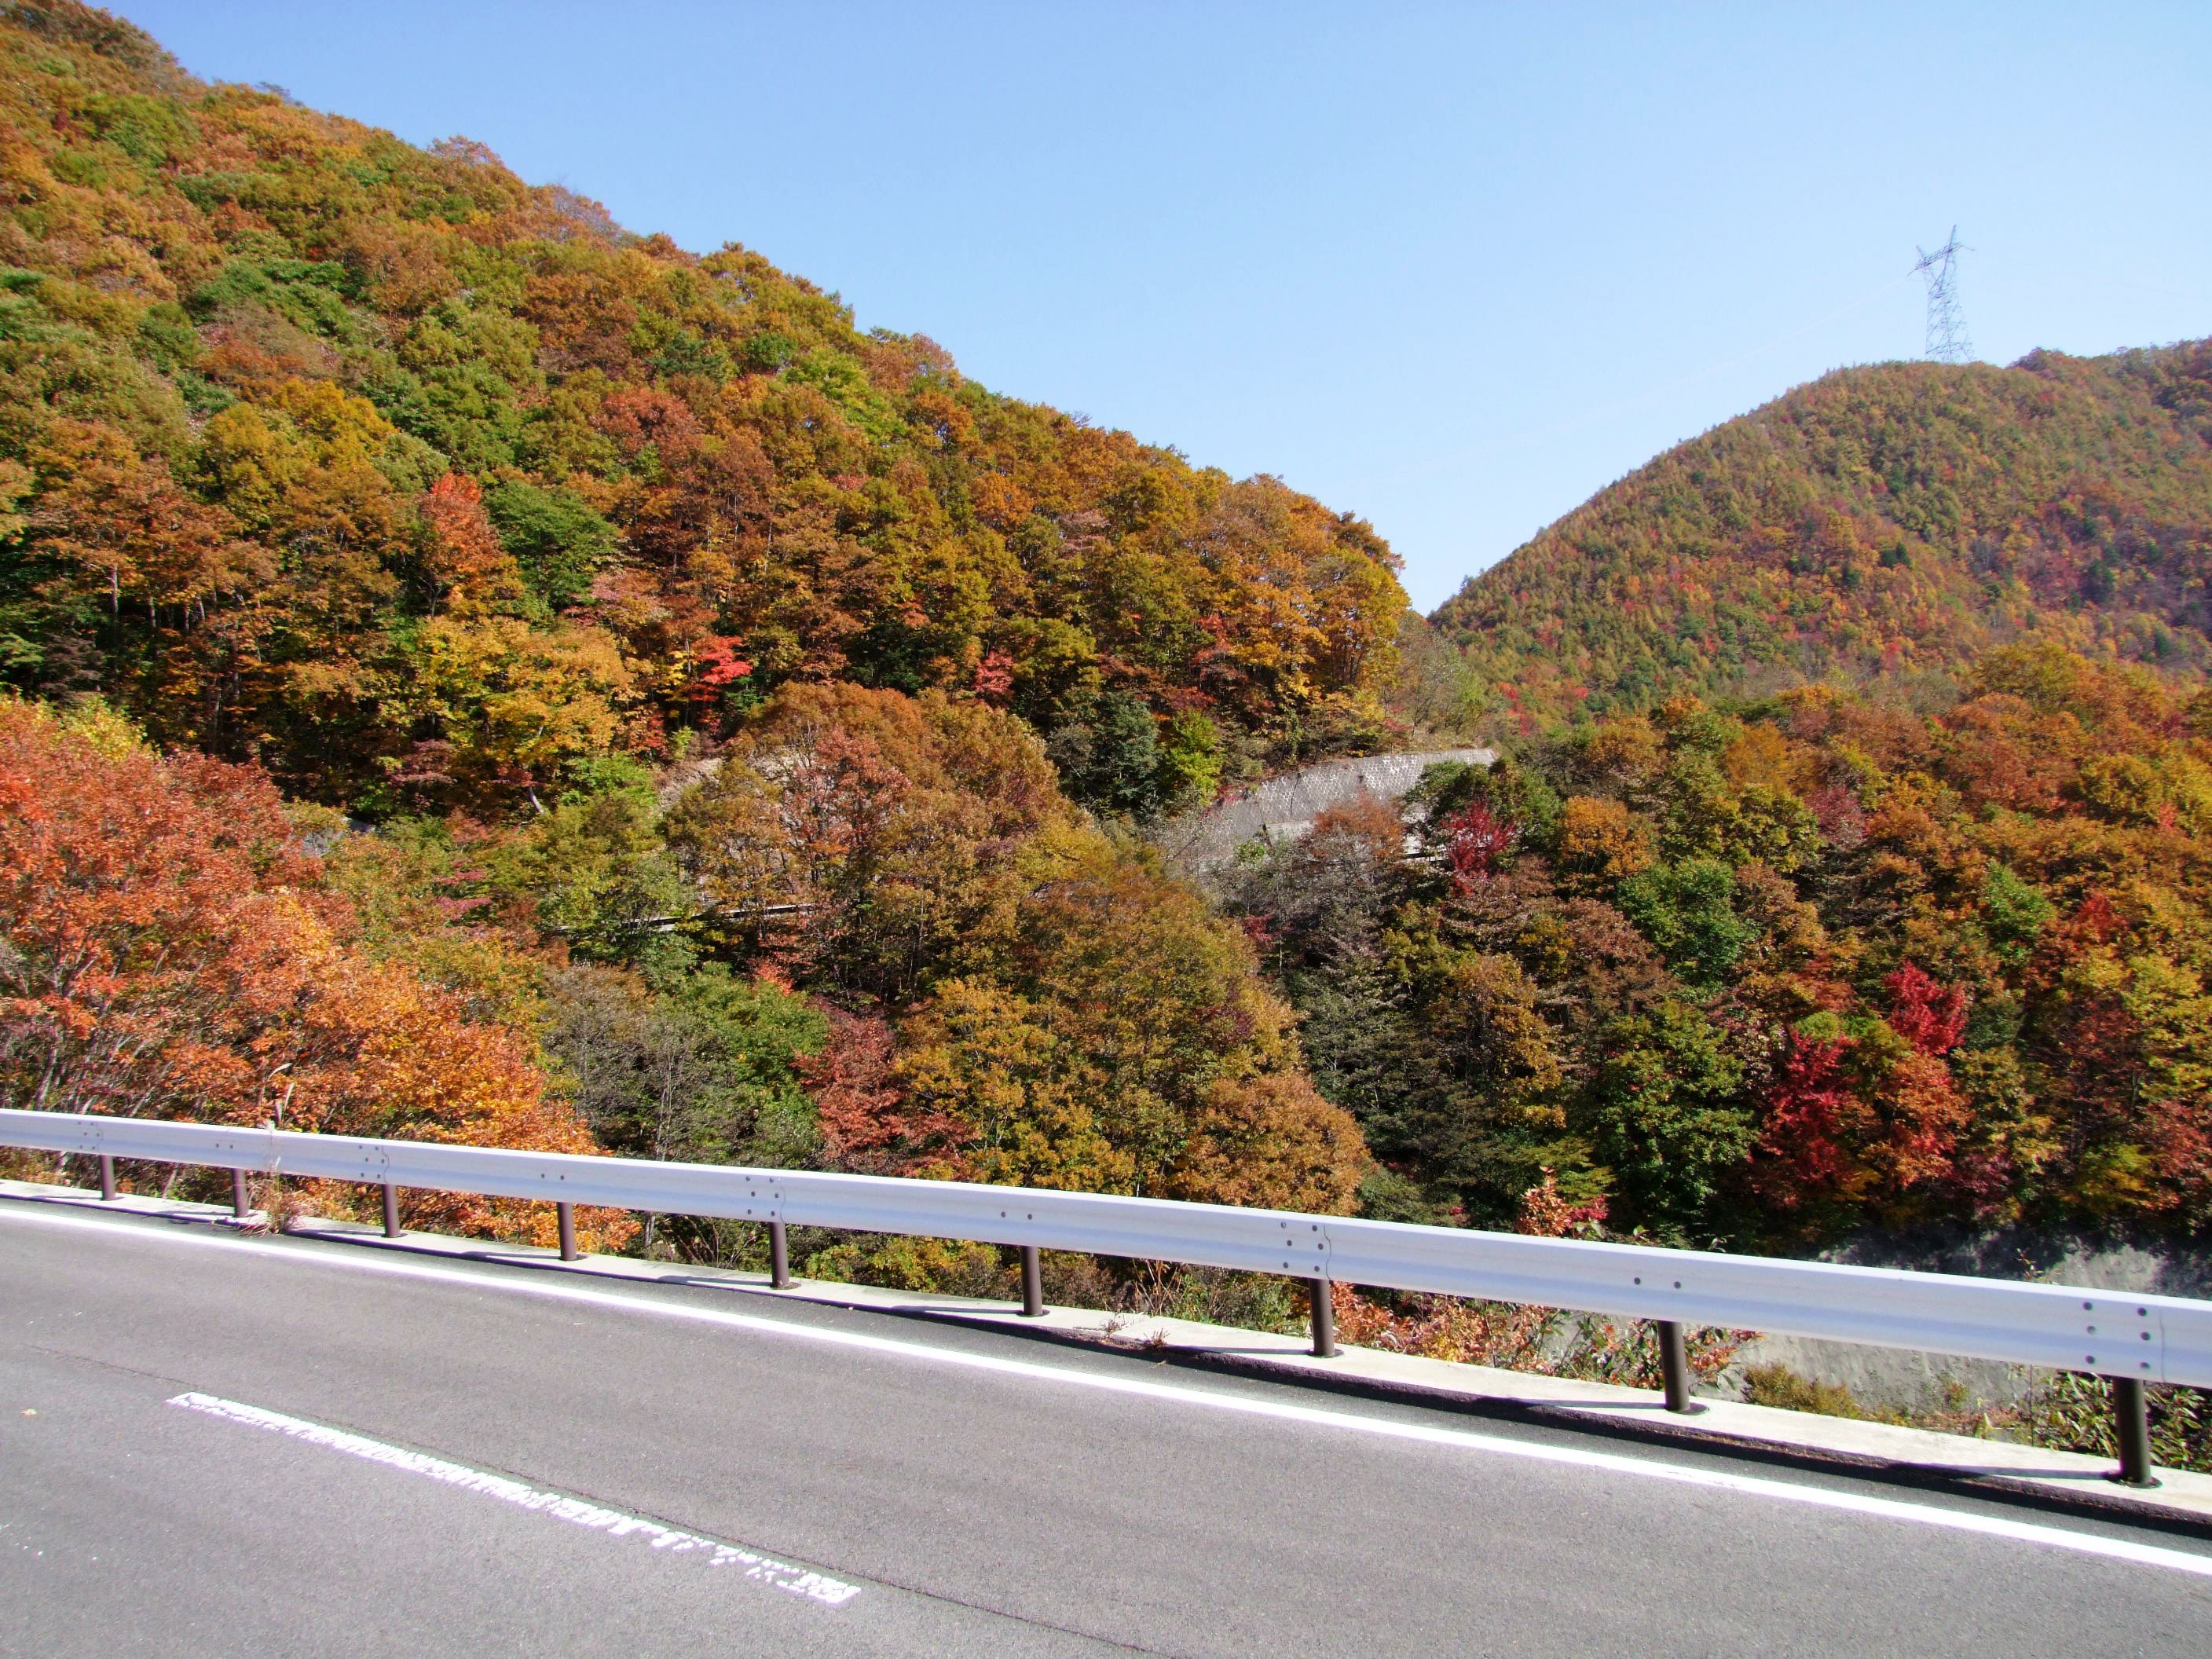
left=0, top=700, right=632, bottom=1248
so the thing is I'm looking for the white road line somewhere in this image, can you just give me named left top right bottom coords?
left=166, top=1390, right=859, bottom=1607
left=13, top=1200, right=2212, bottom=1582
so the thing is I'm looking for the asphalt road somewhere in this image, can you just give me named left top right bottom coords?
left=5, top=1198, right=2211, bottom=1657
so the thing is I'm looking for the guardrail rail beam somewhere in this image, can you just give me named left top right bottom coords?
left=5, top=1105, right=2209, bottom=1492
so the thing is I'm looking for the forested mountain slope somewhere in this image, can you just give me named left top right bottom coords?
left=0, top=4, right=1377, bottom=1287
left=7, top=0, right=2210, bottom=1335
left=1431, top=344, right=2212, bottom=730
left=0, top=2, right=1406, bottom=817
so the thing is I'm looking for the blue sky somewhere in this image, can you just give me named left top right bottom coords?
left=117, top=2, right=2210, bottom=610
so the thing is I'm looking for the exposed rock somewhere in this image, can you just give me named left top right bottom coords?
left=1157, top=748, right=1495, bottom=868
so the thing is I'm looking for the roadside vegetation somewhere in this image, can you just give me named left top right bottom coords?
left=2, top=5, right=2210, bottom=1452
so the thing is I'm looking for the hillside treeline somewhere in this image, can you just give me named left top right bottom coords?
left=1221, top=643, right=2212, bottom=1243
left=0, top=4, right=1406, bottom=822
left=0, top=685, right=1366, bottom=1263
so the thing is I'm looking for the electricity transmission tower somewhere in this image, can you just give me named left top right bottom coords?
left=1913, top=229, right=1973, bottom=363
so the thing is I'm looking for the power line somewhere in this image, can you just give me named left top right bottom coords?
left=1912, top=228, right=1973, bottom=363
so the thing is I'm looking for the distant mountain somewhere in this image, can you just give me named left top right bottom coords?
left=1430, top=343, right=2212, bottom=729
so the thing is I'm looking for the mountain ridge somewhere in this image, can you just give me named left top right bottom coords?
left=1429, top=343, right=2212, bottom=731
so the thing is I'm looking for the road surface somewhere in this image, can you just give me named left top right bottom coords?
left=4, top=1197, right=2210, bottom=1655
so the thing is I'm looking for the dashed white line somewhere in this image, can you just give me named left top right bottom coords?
left=166, top=1390, right=859, bottom=1607
left=12, top=1200, right=2212, bottom=1582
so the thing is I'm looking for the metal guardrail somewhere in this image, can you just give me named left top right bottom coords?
left=2, top=1106, right=2199, bottom=1485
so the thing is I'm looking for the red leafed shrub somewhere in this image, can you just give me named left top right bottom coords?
left=1884, top=961, right=1968, bottom=1057
left=804, top=1005, right=969, bottom=1177
left=1440, top=802, right=1517, bottom=888
left=1752, top=1032, right=1859, bottom=1208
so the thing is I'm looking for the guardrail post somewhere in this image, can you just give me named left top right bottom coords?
left=557, top=1201, right=577, bottom=1262
left=1020, top=1245, right=1044, bottom=1317
left=1309, top=1278, right=1338, bottom=1358
left=97, top=1155, right=116, bottom=1201
left=1657, top=1320, right=1702, bottom=1413
left=231, top=1168, right=250, bottom=1219
left=2113, top=1376, right=2158, bottom=1487
left=769, top=1220, right=790, bottom=1289
left=382, top=1183, right=401, bottom=1239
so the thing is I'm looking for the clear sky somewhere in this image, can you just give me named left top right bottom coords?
left=115, top=2, right=2210, bottom=611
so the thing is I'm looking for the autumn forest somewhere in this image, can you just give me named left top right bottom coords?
left=5, top=1, right=2212, bottom=1352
